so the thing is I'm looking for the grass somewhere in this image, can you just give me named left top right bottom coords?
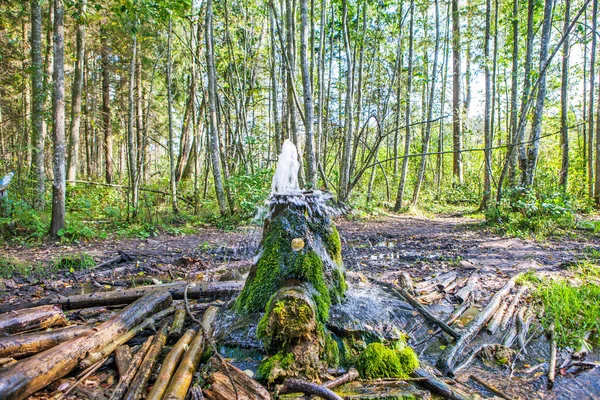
left=0, top=256, right=45, bottom=279
left=533, top=262, right=600, bottom=350
left=52, top=252, right=96, bottom=272
left=0, top=252, right=97, bottom=279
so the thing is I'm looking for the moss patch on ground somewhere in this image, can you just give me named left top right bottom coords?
left=356, top=342, right=419, bottom=379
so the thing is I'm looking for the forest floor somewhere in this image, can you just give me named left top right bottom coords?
left=1, top=214, right=599, bottom=399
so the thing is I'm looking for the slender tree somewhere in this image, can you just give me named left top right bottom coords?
left=166, top=18, right=178, bottom=214
left=451, top=0, right=463, bottom=185
left=559, top=0, right=570, bottom=189
left=49, top=0, right=65, bottom=237
left=590, top=0, right=598, bottom=198
left=127, top=29, right=138, bottom=216
left=481, top=0, right=493, bottom=208
left=339, top=0, right=354, bottom=202
left=300, top=0, right=316, bottom=187
left=100, top=26, right=113, bottom=184
left=30, top=0, right=45, bottom=209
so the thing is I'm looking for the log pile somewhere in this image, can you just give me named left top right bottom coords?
left=0, top=279, right=249, bottom=400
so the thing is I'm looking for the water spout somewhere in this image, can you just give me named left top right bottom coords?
left=271, top=139, right=301, bottom=195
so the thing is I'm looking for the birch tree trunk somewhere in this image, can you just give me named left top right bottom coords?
left=522, top=0, right=554, bottom=186
left=481, top=0, right=492, bottom=208
left=590, top=0, right=598, bottom=198
left=49, top=0, right=65, bottom=238
left=300, top=0, right=316, bottom=188
left=127, top=32, right=138, bottom=216
left=67, top=0, right=86, bottom=183
left=451, top=0, right=463, bottom=185
left=507, top=0, right=519, bottom=186
left=167, top=19, right=179, bottom=214
left=559, top=0, right=570, bottom=189
left=338, top=0, right=354, bottom=202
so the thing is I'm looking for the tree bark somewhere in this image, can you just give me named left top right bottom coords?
left=507, top=0, right=519, bottom=186
left=300, top=0, right=316, bottom=188
left=0, top=325, right=90, bottom=359
left=338, top=0, right=354, bottom=202
left=128, top=32, right=139, bottom=216
left=166, top=19, right=179, bottom=214
left=206, top=0, right=229, bottom=216
left=100, top=26, right=113, bottom=184
left=481, top=0, right=493, bottom=208
left=49, top=0, right=66, bottom=238
left=559, top=0, right=570, bottom=189
left=31, top=0, right=45, bottom=210
left=451, top=0, right=463, bottom=185
left=67, top=0, right=86, bottom=183
left=589, top=0, right=597, bottom=197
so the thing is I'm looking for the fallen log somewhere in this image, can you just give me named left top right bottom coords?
left=202, top=358, right=270, bottom=400
left=397, top=272, right=415, bottom=294
left=323, top=367, right=359, bottom=389
left=486, top=298, right=509, bottom=334
left=0, top=325, right=90, bottom=359
left=436, top=272, right=458, bottom=291
left=146, top=329, right=196, bottom=400
left=417, top=291, right=445, bottom=304
left=500, top=285, right=526, bottom=331
left=162, top=329, right=205, bottom=400
left=123, top=322, right=169, bottom=400
left=411, top=367, right=469, bottom=400
left=452, top=343, right=501, bottom=376
left=415, top=271, right=456, bottom=292
left=516, top=307, right=529, bottom=353
left=454, top=273, right=478, bottom=303
left=0, top=305, right=67, bottom=334
left=437, top=274, right=520, bottom=375
left=0, top=291, right=172, bottom=400
left=373, top=279, right=460, bottom=340
left=110, top=336, right=154, bottom=400
left=277, top=379, right=343, bottom=400
left=167, top=305, right=186, bottom=341
left=114, top=345, right=132, bottom=377
left=0, top=281, right=242, bottom=312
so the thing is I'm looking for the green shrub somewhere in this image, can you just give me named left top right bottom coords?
left=356, top=342, right=419, bottom=379
left=52, top=253, right=96, bottom=271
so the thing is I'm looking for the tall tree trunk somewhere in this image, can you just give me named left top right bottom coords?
left=67, top=0, right=86, bottom=183
left=481, top=0, right=493, bottom=208
left=589, top=0, right=597, bottom=198
left=49, top=0, right=65, bottom=238
left=507, top=0, right=520, bottom=185
left=521, top=0, right=554, bottom=186
left=31, top=0, right=45, bottom=209
left=411, top=0, right=440, bottom=205
left=206, top=0, right=229, bottom=216
left=338, top=0, right=354, bottom=202
left=394, top=0, right=414, bottom=211
left=167, top=19, right=178, bottom=214
left=269, top=10, right=282, bottom=154
left=100, top=27, right=113, bottom=184
left=451, top=0, right=463, bottom=185
left=300, top=0, right=316, bottom=188
left=128, top=32, right=138, bottom=216
left=559, top=0, right=570, bottom=190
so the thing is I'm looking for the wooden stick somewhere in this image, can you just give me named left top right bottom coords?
left=202, top=359, right=270, bottom=400
left=146, top=329, right=196, bottom=400
left=548, top=324, right=557, bottom=388
left=452, top=343, right=499, bottom=376
left=123, top=322, right=169, bottom=400
left=162, top=329, right=206, bottom=400
left=323, top=367, right=359, bottom=389
left=0, top=325, right=90, bottom=359
left=501, top=312, right=518, bottom=348
left=0, top=291, right=172, bottom=400
left=114, top=345, right=132, bottom=377
left=0, top=281, right=241, bottom=312
left=110, top=336, right=154, bottom=400
left=500, top=285, right=526, bottom=331
left=411, top=368, right=469, bottom=400
left=0, top=305, right=67, bottom=334
left=278, top=379, right=343, bottom=400
left=437, top=272, right=458, bottom=291
left=486, top=298, right=509, bottom=334
left=167, top=305, right=186, bottom=341
left=437, top=274, right=520, bottom=375
left=469, top=375, right=511, bottom=399
left=454, top=273, right=479, bottom=303
left=516, top=307, right=529, bottom=353
left=372, top=279, right=460, bottom=339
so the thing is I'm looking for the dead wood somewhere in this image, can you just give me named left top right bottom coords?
left=397, top=272, right=415, bottom=293
left=323, top=367, right=359, bottom=389
left=0, top=281, right=241, bottom=312
left=416, top=291, right=445, bottom=304
left=373, top=279, right=460, bottom=340
left=437, top=274, right=520, bottom=375
left=486, top=298, right=509, bottom=334
left=114, top=345, right=133, bottom=377
left=501, top=311, right=519, bottom=348
left=277, top=379, right=343, bottom=400
left=123, top=322, right=169, bottom=400
left=110, top=335, right=154, bottom=400
left=411, top=367, right=469, bottom=400
left=146, top=329, right=196, bottom=400
left=58, top=357, right=109, bottom=399
left=0, top=305, right=67, bottom=334
left=436, top=272, right=458, bottom=291
left=515, top=307, right=529, bottom=353
left=167, top=305, right=186, bottom=341
left=202, top=359, right=270, bottom=400
left=452, top=343, right=502, bottom=376
left=454, top=273, right=479, bottom=303
left=162, top=329, right=205, bottom=400
left=500, top=285, right=526, bottom=331
left=0, top=325, right=90, bottom=359
left=469, top=375, right=511, bottom=399
left=0, top=291, right=172, bottom=400
left=548, top=324, right=557, bottom=388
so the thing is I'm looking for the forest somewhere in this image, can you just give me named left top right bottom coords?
left=0, top=0, right=599, bottom=399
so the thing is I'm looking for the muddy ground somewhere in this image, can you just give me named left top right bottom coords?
left=1, top=215, right=599, bottom=399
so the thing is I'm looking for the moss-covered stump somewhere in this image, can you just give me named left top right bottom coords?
left=234, top=193, right=347, bottom=383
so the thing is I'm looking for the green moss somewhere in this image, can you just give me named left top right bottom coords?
left=323, top=333, right=340, bottom=368
left=356, top=343, right=419, bottom=379
left=257, top=352, right=296, bottom=384
left=323, top=225, right=342, bottom=264
left=257, top=297, right=315, bottom=348
left=292, top=250, right=331, bottom=322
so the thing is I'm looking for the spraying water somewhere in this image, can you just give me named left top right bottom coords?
left=271, top=139, right=301, bottom=195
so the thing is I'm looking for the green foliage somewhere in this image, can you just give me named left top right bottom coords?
left=534, top=277, right=600, bottom=350
left=256, top=352, right=295, bottom=384
left=228, top=170, right=271, bottom=218
left=323, top=333, right=340, bottom=368
left=0, top=199, right=47, bottom=243
left=52, top=252, right=95, bottom=272
left=0, top=256, right=44, bottom=279
left=485, top=188, right=577, bottom=237
left=356, top=342, right=419, bottom=379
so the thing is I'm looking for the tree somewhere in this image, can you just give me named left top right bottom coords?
left=67, top=0, right=86, bottom=183
left=559, top=0, right=570, bottom=189
left=30, top=0, right=45, bottom=209
left=300, top=0, right=316, bottom=188
left=338, top=0, right=354, bottom=202
left=100, top=26, right=113, bottom=184
left=166, top=18, right=178, bottom=215
left=127, top=27, right=138, bottom=216
left=206, top=0, right=229, bottom=216
left=49, top=0, right=65, bottom=237
left=451, top=0, right=463, bottom=185
left=481, top=0, right=493, bottom=208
